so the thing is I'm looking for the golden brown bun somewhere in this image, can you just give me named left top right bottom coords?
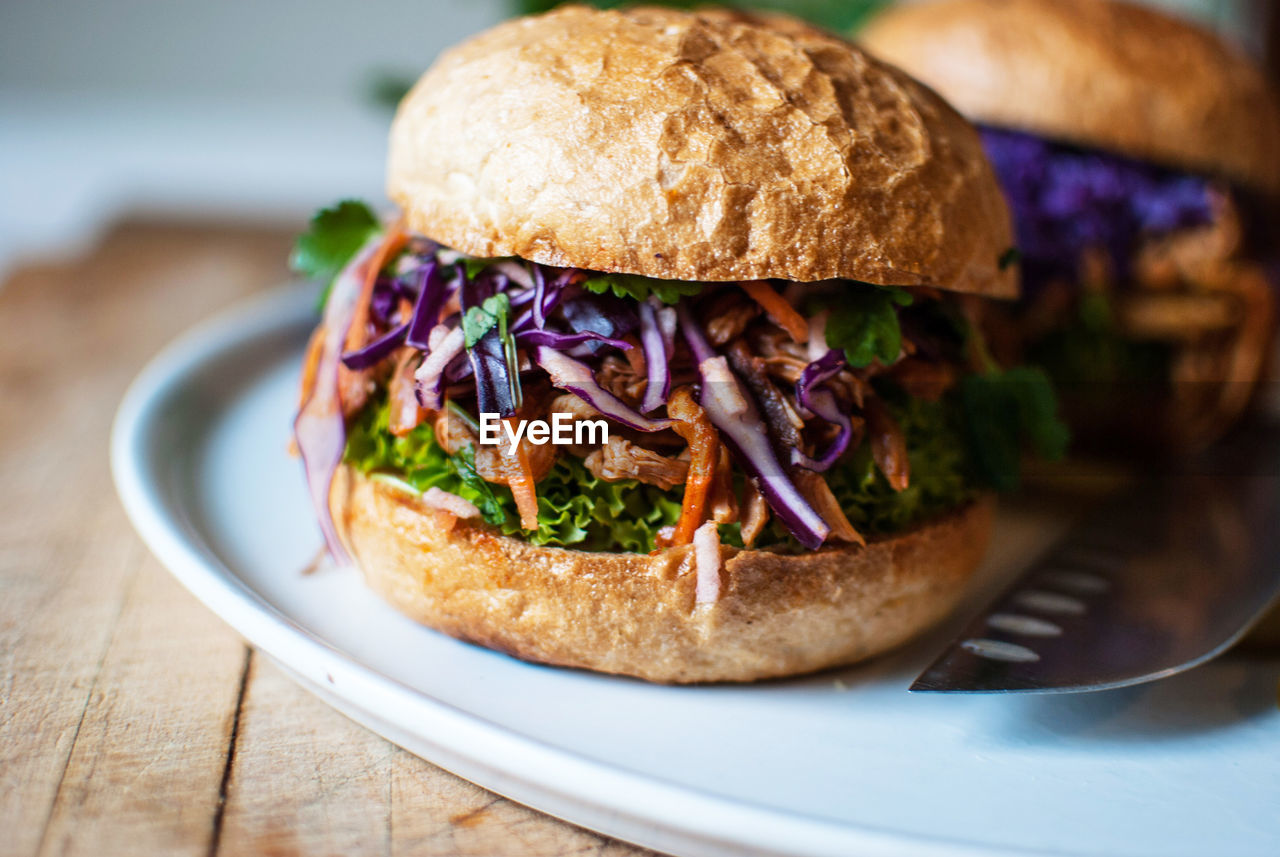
left=859, top=0, right=1280, bottom=193
left=388, top=5, right=1016, bottom=297
left=331, top=466, right=993, bottom=683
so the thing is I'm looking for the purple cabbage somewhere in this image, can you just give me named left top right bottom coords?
left=461, top=270, right=521, bottom=417
left=413, top=326, right=464, bottom=411
left=340, top=321, right=408, bottom=370
left=677, top=304, right=831, bottom=549
left=518, top=328, right=632, bottom=351
left=405, top=260, right=452, bottom=350
left=532, top=264, right=548, bottom=328
left=978, top=126, right=1215, bottom=293
left=637, top=300, right=670, bottom=414
left=295, top=234, right=386, bottom=562
left=534, top=346, right=671, bottom=433
left=560, top=293, right=638, bottom=355
left=792, top=349, right=853, bottom=472
left=367, top=278, right=400, bottom=324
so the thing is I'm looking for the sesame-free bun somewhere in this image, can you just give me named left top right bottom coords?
left=859, top=0, right=1280, bottom=193
left=387, top=5, right=1016, bottom=297
left=331, top=467, right=993, bottom=683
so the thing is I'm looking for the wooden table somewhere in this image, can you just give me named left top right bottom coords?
left=0, top=220, right=656, bottom=857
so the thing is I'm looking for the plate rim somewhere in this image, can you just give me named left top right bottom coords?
left=109, top=284, right=1080, bottom=857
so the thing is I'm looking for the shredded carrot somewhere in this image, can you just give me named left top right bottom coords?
left=741, top=280, right=809, bottom=344
left=387, top=348, right=425, bottom=437
left=298, top=326, right=326, bottom=410
left=667, top=388, right=719, bottom=546
left=343, top=219, right=409, bottom=356
left=386, top=297, right=425, bottom=436
left=336, top=221, right=409, bottom=414
left=502, top=419, right=541, bottom=531
left=865, top=396, right=911, bottom=493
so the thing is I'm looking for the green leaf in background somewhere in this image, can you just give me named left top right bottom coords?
left=823, top=284, right=913, bottom=368
left=581, top=272, right=702, bottom=305
left=367, top=72, right=416, bottom=111
left=290, top=200, right=381, bottom=307
left=961, top=367, right=1069, bottom=491
left=514, top=0, right=891, bottom=34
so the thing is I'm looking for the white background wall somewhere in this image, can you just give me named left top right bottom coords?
left=0, top=0, right=1267, bottom=277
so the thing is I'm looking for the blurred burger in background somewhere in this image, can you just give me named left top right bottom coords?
left=860, top=0, right=1280, bottom=455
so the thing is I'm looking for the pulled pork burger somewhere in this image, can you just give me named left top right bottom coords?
left=860, top=0, right=1280, bottom=455
left=292, top=6, right=1065, bottom=683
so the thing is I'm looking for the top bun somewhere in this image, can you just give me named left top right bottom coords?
left=859, top=0, right=1280, bottom=193
left=388, top=5, right=1016, bottom=297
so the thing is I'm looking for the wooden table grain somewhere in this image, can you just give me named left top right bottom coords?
left=0, top=219, right=657, bottom=857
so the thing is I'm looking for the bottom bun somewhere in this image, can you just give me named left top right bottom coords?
left=331, top=466, right=993, bottom=683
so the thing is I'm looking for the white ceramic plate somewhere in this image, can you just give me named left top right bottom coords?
left=112, top=285, right=1280, bottom=857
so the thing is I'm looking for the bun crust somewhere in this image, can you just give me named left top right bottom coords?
left=388, top=5, right=1016, bottom=297
left=859, top=0, right=1280, bottom=193
left=331, top=466, right=993, bottom=683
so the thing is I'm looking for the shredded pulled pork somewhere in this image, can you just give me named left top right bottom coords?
left=585, top=436, right=689, bottom=490
left=432, top=408, right=559, bottom=485
left=387, top=346, right=425, bottom=436
left=739, top=481, right=769, bottom=548
left=421, top=487, right=480, bottom=519
left=864, top=397, right=911, bottom=493
left=796, top=471, right=864, bottom=545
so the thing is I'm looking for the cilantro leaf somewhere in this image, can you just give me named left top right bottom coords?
left=961, top=367, right=1069, bottom=491
left=462, top=293, right=511, bottom=348
left=450, top=445, right=508, bottom=527
left=823, top=284, right=914, bottom=368
left=998, top=246, right=1022, bottom=270
left=290, top=200, right=381, bottom=307
left=581, top=272, right=702, bottom=304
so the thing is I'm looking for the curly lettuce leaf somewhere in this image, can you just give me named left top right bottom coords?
left=581, top=272, right=703, bottom=305
left=344, top=397, right=683, bottom=552
left=342, top=369, right=1059, bottom=552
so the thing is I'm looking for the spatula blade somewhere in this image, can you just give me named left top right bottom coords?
left=912, top=428, right=1280, bottom=694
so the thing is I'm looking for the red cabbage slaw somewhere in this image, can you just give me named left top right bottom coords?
left=297, top=239, right=917, bottom=555
left=977, top=126, right=1216, bottom=293
left=293, top=235, right=386, bottom=563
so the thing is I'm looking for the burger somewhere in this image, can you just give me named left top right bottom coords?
left=291, top=5, right=1065, bottom=683
left=860, top=0, right=1280, bottom=455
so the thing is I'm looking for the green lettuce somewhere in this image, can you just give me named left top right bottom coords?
left=344, top=398, right=683, bottom=552
left=344, top=389, right=980, bottom=553
left=581, top=272, right=703, bottom=305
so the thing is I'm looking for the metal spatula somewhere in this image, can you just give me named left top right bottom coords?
left=911, top=424, right=1280, bottom=694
